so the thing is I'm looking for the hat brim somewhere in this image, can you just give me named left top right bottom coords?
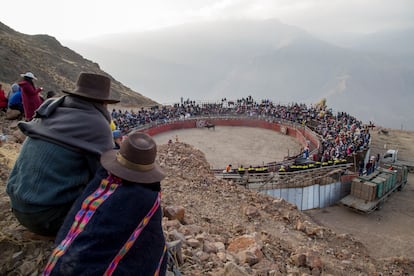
left=62, top=90, right=120, bottom=104
left=101, top=150, right=165, bottom=184
left=20, top=73, right=37, bottom=80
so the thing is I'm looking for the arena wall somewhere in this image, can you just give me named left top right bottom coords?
left=139, top=117, right=320, bottom=151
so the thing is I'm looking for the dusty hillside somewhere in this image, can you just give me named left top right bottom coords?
left=369, top=127, right=414, bottom=161
left=0, top=21, right=156, bottom=107
left=0, top=118, right=413, bottom=275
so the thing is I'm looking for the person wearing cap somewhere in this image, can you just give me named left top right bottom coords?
left=112, top=129, right=123, bottom=149
left=18, top=72, right=43, bottom=121
left=7, top=72, right=120, bottom=237
left=44, top=131, right=167, bottom=275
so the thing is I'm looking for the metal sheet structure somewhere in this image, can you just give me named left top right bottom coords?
left=263, top=181, right=343, bottom=211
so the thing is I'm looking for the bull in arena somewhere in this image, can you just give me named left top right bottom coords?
left=205, top=122, right=215, bottom=130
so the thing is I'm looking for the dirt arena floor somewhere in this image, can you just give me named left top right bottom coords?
left=153, top=126, right=303, bottom=170
left=154, top=126, right=414, bottom=259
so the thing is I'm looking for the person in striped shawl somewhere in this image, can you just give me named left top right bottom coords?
left=44, top=131, right=167, bottom=275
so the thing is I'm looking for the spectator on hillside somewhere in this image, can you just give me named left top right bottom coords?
left=19, top=72, right=43, bottom=121
left=7, top=83, right=19, bottom=98
left=0, top=84, right=8, bottom=112
left=7, top=84, right=23, bottom=113
left=112, top=129, right=123, bottom=149
left=46, top=90, right=57, bottom=99
left=110, top=119, right=116, bottom=131
left=6, top=88, right=24, bottom=121
left=44, top=131, right=167, bottom=275
left=6, top=72, right=120, bottom=237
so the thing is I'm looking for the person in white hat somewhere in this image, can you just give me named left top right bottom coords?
left=19, top=71, right=43, bottom=121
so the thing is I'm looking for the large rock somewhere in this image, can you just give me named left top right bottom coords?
left=227, top=233, right=263, bottom=265
left=163, top=205, right=185, bottom=223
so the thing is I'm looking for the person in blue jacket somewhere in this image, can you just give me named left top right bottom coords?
left=112, top=129, right=123, bottom=149
left=7, top=83, right=24, bottom=113
left=44, top=131, right=167, bottom=275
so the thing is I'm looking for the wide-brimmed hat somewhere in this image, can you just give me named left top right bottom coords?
left=20, top=72, right=37, bottom=80
left=101, top=131, right=165, bottom=183
left=62, top=72, right=120, bottom=104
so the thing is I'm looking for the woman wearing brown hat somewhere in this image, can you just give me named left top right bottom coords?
left=7, top=72, right=120, bottom=237
left=44, top=131, right=167, bottom=275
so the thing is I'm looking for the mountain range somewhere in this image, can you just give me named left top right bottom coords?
left=65, top=19, right=414, bottom=130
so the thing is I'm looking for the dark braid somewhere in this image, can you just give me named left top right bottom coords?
left=23, top=76, right=35, bottom=87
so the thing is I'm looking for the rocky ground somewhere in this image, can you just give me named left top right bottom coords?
left=0, top=116, right=413, bottom=275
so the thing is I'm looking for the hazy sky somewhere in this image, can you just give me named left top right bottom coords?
left=2, top=0, right=414, bottom=41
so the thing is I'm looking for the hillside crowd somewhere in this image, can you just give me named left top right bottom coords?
left=111, top=96, right=371, bottom=162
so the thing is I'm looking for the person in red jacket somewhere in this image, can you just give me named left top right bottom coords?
left=19, top=72, right=43, bottom=121
left=0, top=84, right=8, bottom=112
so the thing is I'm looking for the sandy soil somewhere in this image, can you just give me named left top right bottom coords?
left=306, top=174, right=414, bottom=259
left=154, top=126, right=414, bottom=259
left=153, top=126, right=303, bottom=169
left=306, top=128, right=414, bottom=259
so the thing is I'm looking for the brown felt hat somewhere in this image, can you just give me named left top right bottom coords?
left=62, top=72, right=120, bottom=104
left=101, top=131, right=165, bottom=183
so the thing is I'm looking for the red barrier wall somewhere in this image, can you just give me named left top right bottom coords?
left=141, top=121, right=197, bottom=136
left=140, top=118, right=319, bottom=151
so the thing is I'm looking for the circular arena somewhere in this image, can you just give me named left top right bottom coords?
left=111, top=98, right=370, bottom=172
left=111, top=99, right=371, bottom=211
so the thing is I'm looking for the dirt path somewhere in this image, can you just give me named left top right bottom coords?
left=369, top=128, right=414, bottom=161
left=305, top=174, right=414, bottom=259
left=154, top=126, right=414, bottom=259
left=305, top=128, right=414, bottom=259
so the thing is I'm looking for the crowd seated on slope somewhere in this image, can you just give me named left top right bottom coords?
left=111, top=96, right=371, bottom=163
